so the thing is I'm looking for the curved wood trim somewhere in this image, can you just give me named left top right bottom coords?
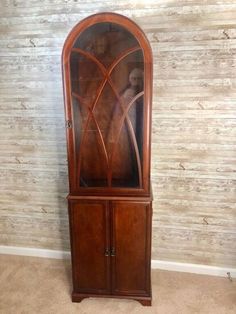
left=76, top=79, right=107, bottom=187
left=71, top=47, right=107, bottom=76
left=72, top=92, right=109, bottom=168
left=107, top=90, right=144, bottom=187
left=62, top=13, right=152, bottom=62
left=71, top=46, right=141, bottom=77
left=72, top=48, right=144, bottom=188
left=71, top=91, right=84, bottom=104
left=108, top=46, right=141, bottom=75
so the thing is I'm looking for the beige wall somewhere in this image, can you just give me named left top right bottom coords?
left=0, top=0, right=236, bottom=267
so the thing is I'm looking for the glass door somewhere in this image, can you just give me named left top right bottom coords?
left=69, top=22, right=144, bottom=189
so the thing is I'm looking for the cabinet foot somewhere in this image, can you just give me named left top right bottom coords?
left=136, top=298, right=152, bottom=306
left=72, top=292, right=151, bottom=306
left=72, top=293, right=88, bottom=303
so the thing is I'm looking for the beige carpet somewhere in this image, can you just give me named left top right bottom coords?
left=0, top=254, right=235, bottom=314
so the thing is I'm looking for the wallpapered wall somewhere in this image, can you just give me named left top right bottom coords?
left=1, top=0, right=236, bottom=267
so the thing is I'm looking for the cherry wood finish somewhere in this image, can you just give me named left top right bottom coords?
left=62, top=12, right=152, bottom=197
left=69, top=199, right=152, bottom=306
left=69, top=200, right=111, bottom=294
left=111, top=201, right=151, bottom=296
left=62, top=12, right=153, bottom=306
left=72, top=293, right=152, bottom=306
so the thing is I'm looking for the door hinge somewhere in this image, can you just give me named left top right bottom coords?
left=65, top=120, right=72, bottom=128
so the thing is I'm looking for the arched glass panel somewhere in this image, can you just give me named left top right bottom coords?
left=69, top=22, right=144, bottom=188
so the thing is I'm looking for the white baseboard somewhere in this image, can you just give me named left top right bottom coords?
left=0, top=245, right=235, bottom=278
left=0, top=245, right=71, bottom=260
left=151, top=260, right=236, bottom=278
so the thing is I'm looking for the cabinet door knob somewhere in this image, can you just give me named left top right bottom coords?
left=111, top=247, right=116, bottom=257
left=105, top=248, right=110, bottom=256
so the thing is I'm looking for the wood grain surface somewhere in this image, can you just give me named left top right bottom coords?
left=0, top=0, right=236, bottom=268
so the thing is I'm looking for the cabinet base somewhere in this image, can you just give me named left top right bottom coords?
left=72, top=292, right=152, bottom=306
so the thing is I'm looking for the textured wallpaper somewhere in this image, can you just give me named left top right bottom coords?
left=0, top=0, right=236, bottom=267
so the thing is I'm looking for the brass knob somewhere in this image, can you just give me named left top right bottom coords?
left=111, top=247, right=116, bottom=257
left=105, top=248, right=110, bottom=257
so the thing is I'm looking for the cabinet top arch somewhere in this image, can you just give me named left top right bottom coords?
left=62, top=12, right=152, bottom=64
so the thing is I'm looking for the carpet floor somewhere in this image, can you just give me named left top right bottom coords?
left=0, top=254, right=235, bottom=314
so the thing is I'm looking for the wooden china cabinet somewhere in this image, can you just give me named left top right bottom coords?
left=62, top=13, right=153, bottom=306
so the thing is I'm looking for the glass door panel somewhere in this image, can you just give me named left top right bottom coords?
left=128, top=95, right=144, bottom=166
left=70, top=51, right=103, bottom=102
left=111, top=122, right=139, bottom=187
left=79, top=118, right=108, bottom=187
left=93, top=83, right=122, bottom=161
left=72, top=22, right=139, bottom=67
left=70, top=21, right=144, bottom=188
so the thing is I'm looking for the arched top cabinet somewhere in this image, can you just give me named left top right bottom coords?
left=62, top=12, right=153, bottom=196
left=62, top=13, right=153, bottom=306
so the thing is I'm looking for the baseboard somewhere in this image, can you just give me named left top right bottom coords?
left=0, top=245, right=71, bottom=259
left=0, top=245, right=235, bottom=278
left=151, top=260, right=236, bottom=278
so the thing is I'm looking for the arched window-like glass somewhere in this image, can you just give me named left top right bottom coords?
left=62, top=13, right=152, bottom=195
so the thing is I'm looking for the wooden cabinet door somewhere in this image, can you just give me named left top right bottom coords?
left=69, top=200, right=111, bottom=294
left=111, top=201, right=151, bottom=296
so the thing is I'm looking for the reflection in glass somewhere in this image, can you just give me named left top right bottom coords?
left=73, top=22, right=139, bottom=67
left=69, top=22, right=144, bottom=188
